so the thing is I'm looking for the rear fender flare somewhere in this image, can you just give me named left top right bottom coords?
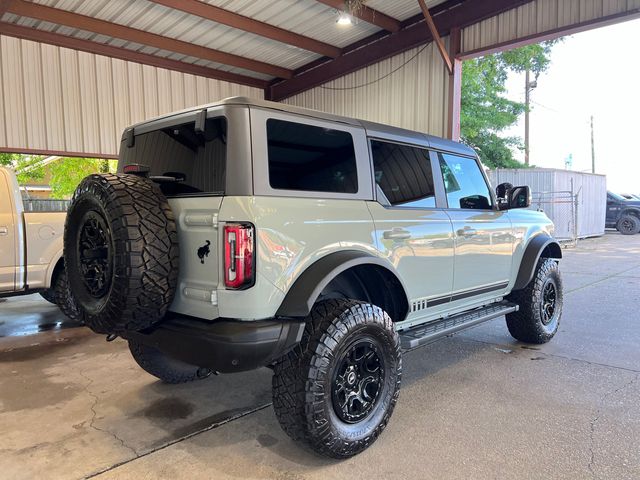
left=513, top=235, right=562, bottom=290
left=275, top=250, right=409, bottom=318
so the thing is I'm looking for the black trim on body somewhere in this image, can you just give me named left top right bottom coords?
left=421, top=281, right=509, bottom=308
left=126, top=314, right=305, bottom=373
left=513, top=234, right=562, bottom=290
left=275, top=250, right=410, bottom=318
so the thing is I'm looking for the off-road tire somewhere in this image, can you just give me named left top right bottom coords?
left=53, top=268, right=80, bottom=320
left=39, top=289, right=56, bottom=304
left=506, top=257, right=562, bottom=344
left=64, top=174, right=179, bottom=334
left=128, top=340, right=211, bottom=384
left=272, top=299, right=402, bottom=458
left=616, top=214, right=640, bottom=235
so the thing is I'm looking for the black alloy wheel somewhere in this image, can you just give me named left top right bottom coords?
left=540, top=279, right=557, bottom=326
left=332, top=338, right=385, bottom=423
left=77, top=211, right=113, bottom=299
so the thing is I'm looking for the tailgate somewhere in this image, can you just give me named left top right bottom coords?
left=168, top=197, right=223, bottom=319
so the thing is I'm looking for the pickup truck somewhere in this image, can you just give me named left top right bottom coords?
left=0, top=166, right=77, bottom=318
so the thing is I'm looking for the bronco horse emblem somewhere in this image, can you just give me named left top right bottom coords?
left=197, top=240, right=211, bottom=264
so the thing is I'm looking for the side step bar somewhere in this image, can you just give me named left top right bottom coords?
left=400, top=301, right=518, bottom=350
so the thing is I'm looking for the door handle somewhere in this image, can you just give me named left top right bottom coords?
left=0, top=226, right=8, bottom=236
left=457, top=227, right=477, bottom=237
left=383, top=228, right=411, bottom=240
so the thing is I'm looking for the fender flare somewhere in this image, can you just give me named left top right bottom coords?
left=45, top=248, right=65, bottom=289
left=276, top=250, right=409, bottom=318
left=513, top=234, right=562, bottom=290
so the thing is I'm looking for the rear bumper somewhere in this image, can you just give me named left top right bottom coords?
left=126, top=315, right=305, bottom=373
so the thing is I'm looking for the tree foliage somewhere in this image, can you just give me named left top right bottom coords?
left=461, top=42, right=556, bottom=169
left=0, top=153, right=115, bottom=198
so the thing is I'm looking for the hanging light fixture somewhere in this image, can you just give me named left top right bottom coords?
left=336, top=11, right=354, bottom=26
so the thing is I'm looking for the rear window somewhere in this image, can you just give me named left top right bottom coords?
left=119, top=117, right=227, bottom=197
left=266, top=119, right=358, bottom=194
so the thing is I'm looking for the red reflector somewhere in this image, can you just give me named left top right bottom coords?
left=123, top=164, right=151, bottom=175
left=224, top=223, right=255, bottom=289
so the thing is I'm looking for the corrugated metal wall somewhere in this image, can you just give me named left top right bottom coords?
left=462, top=0, right=640, bottom=53
left=283, top=40, right=450, bottom=138
left=489, top=168, right=606, bottom=239
left=0, top=35, right=262, bottom=157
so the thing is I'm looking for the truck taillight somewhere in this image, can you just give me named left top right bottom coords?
left=224, top=223, right=255, bottom=289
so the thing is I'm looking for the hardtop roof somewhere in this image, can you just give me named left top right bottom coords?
left=128, top=96, right=476, bottom=157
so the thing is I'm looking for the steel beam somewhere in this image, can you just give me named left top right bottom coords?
left=0, top=22, right=270, bottom=89
left=7, top=0, right=292, bottom=79
left=268, top=0, right=534, bottom=101
left=149, top=0, right=341, bottom=58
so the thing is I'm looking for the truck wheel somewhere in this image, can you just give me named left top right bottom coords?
left=53, top=268, right=80, bottom=320
left=39, top=289, right=56, bottom=304
left=64, top=174, right=179, bottom=334
left=272, top=299, right=402, bottom=458
left=616, top=215, right=640, bottom=235
left=506, top=258, right=562, bottom=344
left=128, top=340, right=212, bottom=384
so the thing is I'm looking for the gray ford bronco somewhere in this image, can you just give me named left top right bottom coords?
left=64, top=97, right=563, bottom=458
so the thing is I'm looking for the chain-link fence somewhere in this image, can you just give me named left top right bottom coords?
left=22, top=198, right=70, bottom=212
left=531, top=190, right=579, bottom=246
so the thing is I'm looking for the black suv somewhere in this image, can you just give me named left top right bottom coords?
left=606, top=191, right=640, bottom=235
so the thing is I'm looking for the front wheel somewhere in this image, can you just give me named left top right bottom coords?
left=272, top=300, right=402, bottom=458
left=506, top=257, right=563, bottom=344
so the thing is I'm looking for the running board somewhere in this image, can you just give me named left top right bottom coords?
left=400, top=301, right=518, bottom=351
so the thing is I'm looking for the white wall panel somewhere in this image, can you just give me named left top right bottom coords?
left=462, top=0, right=640, bottom=53
left=0, top=35, right=261, bottom=157
left=283, top=41, right=451, bottom=138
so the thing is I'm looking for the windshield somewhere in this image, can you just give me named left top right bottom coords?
left=608, top=191, right=626, bottom=202
left=119, top=117, right=227, bottom=197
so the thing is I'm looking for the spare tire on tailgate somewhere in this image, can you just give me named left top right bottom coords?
left=64, top=174, right=179, bottom=334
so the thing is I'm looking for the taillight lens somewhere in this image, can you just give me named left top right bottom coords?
left=224, top=223, right=255, bottom=289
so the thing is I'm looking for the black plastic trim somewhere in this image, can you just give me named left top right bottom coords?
left=424, top=281, right=508, bottom=307
left=513, top=234, right=562, bottom=290
left=126, top=314, right=305, bottom=373
left=275, top=250, right=410, bottom=318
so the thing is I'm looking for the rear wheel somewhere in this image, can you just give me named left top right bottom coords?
left=616, top=215, right=640, bottom=235
left=128, top=340, right=212, bottom=384
left=272, top=299, right=401, bottom=458
left=506, top=258, right=562, bottom=344
left=53, top=268, right=80, bottom=320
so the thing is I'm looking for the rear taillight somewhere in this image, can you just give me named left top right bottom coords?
left=224, top=223, right=255, bottom=289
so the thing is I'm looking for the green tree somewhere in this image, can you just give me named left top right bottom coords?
left=461, top=42, right=556, bottom=168
left=0, top=153, right=47, bottom=183
left=48, top=158, right=116, bottom=199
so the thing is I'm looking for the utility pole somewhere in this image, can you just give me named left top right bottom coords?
left=590, top=115, right=596, bottom=174
left=524, top=68, right=537, bottom=166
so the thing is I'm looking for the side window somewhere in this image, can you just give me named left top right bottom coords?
left=439, top=153, right=492, bottom=210
left=371, top=140, right=436, bottom=208
left=266, top=119, right=358, bottom=194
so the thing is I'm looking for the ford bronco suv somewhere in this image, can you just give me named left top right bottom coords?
left=64, top=97, right=563, bottom=458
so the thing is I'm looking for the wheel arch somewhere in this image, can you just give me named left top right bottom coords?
left=513, top=234, right=562, bottom=291
left=45, top=249, right=65, bottom=289
left=620, top=208, right=640, bottom=219
left=275, top=250, right=410, bottom=322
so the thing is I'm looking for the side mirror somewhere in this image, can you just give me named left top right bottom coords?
left=506, top=185, right=531, bottom=209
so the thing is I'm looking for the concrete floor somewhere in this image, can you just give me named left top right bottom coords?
left=0, top=232, right=639, bottom=480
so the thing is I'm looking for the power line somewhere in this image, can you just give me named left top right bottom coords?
left=318, top=44, right=430, bottom=91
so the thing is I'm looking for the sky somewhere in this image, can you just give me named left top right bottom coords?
left=500, top=17, right=640, bottom=194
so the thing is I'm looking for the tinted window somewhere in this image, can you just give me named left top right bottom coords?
left=439, top=153, right=492, bottom=210
left=267, top=119, right=357, bottom=194
left=119, top=117, right=226, bottom=197
left=371, top=140, right=436, bottom=208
